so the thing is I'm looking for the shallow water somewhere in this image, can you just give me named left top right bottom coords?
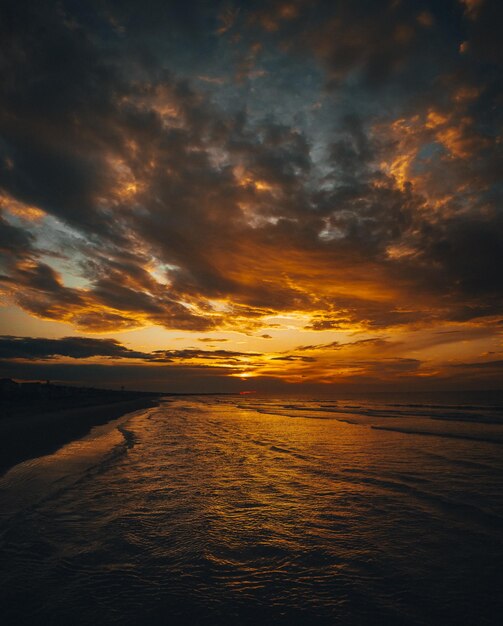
left=1, top=394, right=502, bottom=625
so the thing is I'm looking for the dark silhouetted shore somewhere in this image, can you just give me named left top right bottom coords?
left=0, top=380, right=161, bottom=474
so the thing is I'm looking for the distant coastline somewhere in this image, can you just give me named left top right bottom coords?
left=0, top=380, right=161, bottom=474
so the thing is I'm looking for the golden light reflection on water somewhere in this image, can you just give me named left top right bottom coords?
left=1, top=396, right=502, bottom=624
left=0, top=410, right=145, bottom=517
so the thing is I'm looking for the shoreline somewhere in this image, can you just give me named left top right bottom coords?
left=0, top=396, right=161, bottom=475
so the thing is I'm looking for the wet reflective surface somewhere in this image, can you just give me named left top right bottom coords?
left=1, top=395, right=502, bottom=625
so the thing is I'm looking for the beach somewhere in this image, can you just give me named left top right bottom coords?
left=1, top=393, right=502, bottom=625
left=0, top=389, right=160, bottom=474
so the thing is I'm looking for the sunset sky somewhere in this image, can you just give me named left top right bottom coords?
left=0, top=0, right=501, bottom=392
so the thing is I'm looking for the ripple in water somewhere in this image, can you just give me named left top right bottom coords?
left=0, top=395, right=502, bottom=625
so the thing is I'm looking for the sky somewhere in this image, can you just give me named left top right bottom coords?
left=0, top=0, right=502, bottom=393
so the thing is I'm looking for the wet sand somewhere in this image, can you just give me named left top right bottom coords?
left=0, top=396, right=160, bottom=474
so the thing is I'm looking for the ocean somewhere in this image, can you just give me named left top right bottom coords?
left=1, top=393, right=502, bottom=625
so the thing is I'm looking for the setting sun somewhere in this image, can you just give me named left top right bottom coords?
left=0, top=1, right=502, bottom=624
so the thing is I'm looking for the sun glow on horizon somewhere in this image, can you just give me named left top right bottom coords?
left=0, top=0, right=501, bottom=392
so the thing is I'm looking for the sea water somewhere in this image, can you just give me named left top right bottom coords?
left=1, top=393, right=502, bottom=625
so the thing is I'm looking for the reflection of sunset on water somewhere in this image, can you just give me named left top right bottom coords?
left=2, top=396, right=502, bottom=624
left=1, top=1, right=502, bottom=624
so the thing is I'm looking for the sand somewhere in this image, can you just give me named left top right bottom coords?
left=0, top=396, right=160, bottom=474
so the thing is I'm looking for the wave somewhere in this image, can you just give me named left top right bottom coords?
left=117, top=424, right=138, bottom=449
left=388, top=403, right=503, bottom=411
left=2, top=396, right=502, bottom=626
left=241, top=398, right=503, bottom=427
left=0, top=407, right=152, bottom=525
left=370, top=424, right=503, bottom=445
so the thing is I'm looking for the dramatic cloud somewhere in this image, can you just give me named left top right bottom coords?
left=0, top=336, right=148, bottom=360
left=0, top=0, right=501, bottom=390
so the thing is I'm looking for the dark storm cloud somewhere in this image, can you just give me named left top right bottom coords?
left=198, top=338, right=229, bottom=342
left=151, top=348, right=261, bottom=363
left=0, top=1, right=126, bottom=238
left=0, top=0, right=501, bottom=338
left=0, top=214, right=34, bottom=255
left=296, top=338, right=393, bottom=352
left=248, top=0, right=445, bottom=88
left=345, top=358, right=421, bottom=375
left=452, top=360, right=503, bottom=369
left=271, top=355, right=316, bottom=363
left=420, top=214, right=503, bottom=297
left=0, top=335, right=264, bottom=365
left=0, top=336, right=149, bottom=360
